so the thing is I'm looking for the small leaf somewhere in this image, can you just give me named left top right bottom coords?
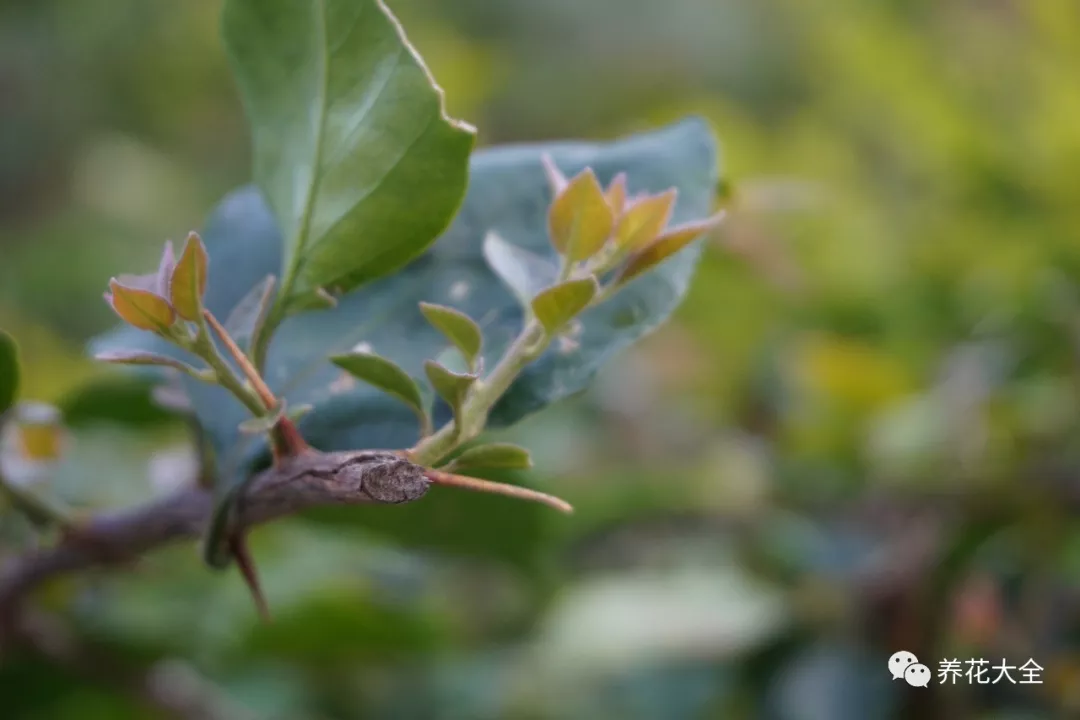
left=224, top=275, right=277, bottom=350
left=549, top=168, right=615, bottom=262
left=331, top=352, right=428, bottom=425
left=616, top=189, right=677, bottom=252
left=541, top=153, right=569, bottom=195
left=619, top=212, right=726, bottom=284
left=0, top=329, right=20, bottom=416
left=286, top=403, right=314, bottom=422
left=94, top=350, right=205, bottom=376
left=169, top=232, right=210, bottom=321
left=424, top=360, right=476, bottom=423
left=419, top=302, right=483, bottom=370
left=238, top=408, right=285, bottom=435
left=105, top=279, right=176, bottom=332
left=606, top=172, right=628, bottom=216
left=482, top=231, right=560, bottom=308
left=445, top=443, right=533, bottom=473
left=531, top=277, right=599, bottom=335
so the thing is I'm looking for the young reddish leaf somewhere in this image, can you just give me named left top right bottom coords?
left=618, top=212, right=726, bottom=284
left=170, top=232, right=210, bottom=321
left=615, top=189, right=678, bottom=252
left=419, top=302, right=483, bottom=370
left=531, top=276, right=599, bottom=335
left=424, top=360, right=476, bottom=424
left=94, top=350, right=205, bottom=376
left=548, top=168, right=615, bottom=262
left=331, top=351, right=429, bottom=430
left=606, top=172, right=628, bottom=217
left=445, top=443, right=533, bottom=473
left=105, top=278, right=176, bottom=332
left=541, top=153, right=569, bottom=195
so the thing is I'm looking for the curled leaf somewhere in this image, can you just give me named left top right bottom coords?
left=424, top=360, right=476, bottom=425
left=105, top=278, right=176, bottom=332
left=548, top=168, right=615, bottom=262
left=618, top=212, right=726, bottom=284
left=445, top=443, right=533, bottom=473
left=170, top=232, right=210, bottom=321
left=419, top=302, right=483, bottom=370
left=531, top=277, right=599, bottom=335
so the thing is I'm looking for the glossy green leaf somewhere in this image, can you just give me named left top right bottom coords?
left=445, top=443, right=533, bottom=473
left=419, top=302, right=482, bottom=370
left=424, top=360, right=475, bottom=422
left=0, top=329, right=19, bottom=416
left=90, top=118, right=719, bottom=560
left=330, top=351, right=427, bottom=427
left=531, top=277, right=598, bottom=335
left=222, top=0, right=475, bottom=302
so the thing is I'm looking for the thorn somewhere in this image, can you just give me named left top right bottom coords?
left=228, top=533, right=270, bottom=622
left=269, top=417, right=310, bottom=464
left=424, top=469, right=573, bottom=514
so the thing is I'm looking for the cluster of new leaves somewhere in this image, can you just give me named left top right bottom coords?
left=82, top=0, right=721, bottom=574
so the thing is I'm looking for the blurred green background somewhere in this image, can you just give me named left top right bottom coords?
left=3, top=0, right=1080, bottom=717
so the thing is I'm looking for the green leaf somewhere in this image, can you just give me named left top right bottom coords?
left=424, top=360, right=475, bottom=423
left=222, top=0, right=476, bottom=302
left=331, top=351, right=428, bottom=429
left=0, top=329, right=20, bottom=416
left=531, top=277, right=598, bottom=335
left=419, top=302, right=482, bottom=370
left=445, top=443, right=533, bottom=473
left=90, top=118, right=719, bottom=562
left=482, top=231, right=559, bottom=308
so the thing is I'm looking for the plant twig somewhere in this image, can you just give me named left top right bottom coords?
left=425, top=468, right=572, bottom=514
left=202, top=309, right=276, bottom=411
left=0, top=450, right=430, bottom=632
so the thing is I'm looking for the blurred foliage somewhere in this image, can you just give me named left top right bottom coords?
left=3, top=0, right=1080, bottom=718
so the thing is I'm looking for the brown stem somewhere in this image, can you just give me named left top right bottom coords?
left=228, top=533, right=270, bottom=622
left=0, top=450, right=430, bottom=637
left=424, top=469, right=573, bottom=514
left=202, top=309, right=277, bottom=411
